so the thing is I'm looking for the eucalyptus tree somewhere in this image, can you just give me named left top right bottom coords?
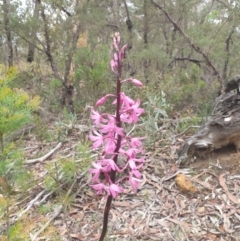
left=2, top=0, right=13, bottom=66
left=9, top=0, right=87, bottom=112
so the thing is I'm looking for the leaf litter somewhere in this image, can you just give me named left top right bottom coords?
left=0, top=123, right=240, bottom=240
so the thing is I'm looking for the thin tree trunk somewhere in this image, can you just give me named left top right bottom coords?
left=27, top=0, right=41, bottom=63
left=39, top=0, right=61, bottom=79
left=222, top=27, right=235, bottom=82
left=3, top=0, right=13, bottom=67
left=143, top=0, right=149, bottom=84
left=61, top=22, right=82, bottom=113
left=123, top=0, right=133, bottom=49
left=39, top=0, right=82, bottom=113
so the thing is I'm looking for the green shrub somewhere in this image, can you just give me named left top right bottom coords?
left=0, top=66, right=40, bottom=152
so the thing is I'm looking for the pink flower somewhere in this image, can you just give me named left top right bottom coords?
left=89, top=162, right=109, bottom=183
left=101, top=158, right=126, bottom=172
left=119, top=147, right=137, bottom=160
left=120, top=92, right=135, bottom=106
left=120, top=99, right=144, bottom=123
left=109, top=183, right=124, bottom=197
left=90, top=183, right=124, bottom=198
left=91, top=183, right=109, bottom=196
left=90, top=108, right=107, bottom=125
left=128, top=174, right=142, bottom=193
left=130, top=157, right=145, bottom=164
left=99, top=119, right=125, bottom=153
left=130, top=137, right=145, bottom=148
left=100, top=119, right=124, bottom=137
left=89, top=130, right=104, bottom=149
left=128, top=159, right=143, bottom=178
left=112, top=92, right=135, bottom=107
left=104, top=136, right=117, bottom=153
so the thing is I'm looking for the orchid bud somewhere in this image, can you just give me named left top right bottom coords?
left=119, top=45, right=127, bottom=61
left=114, top=53, right=118, bottom=61
left=130, top=78, right=143, bottom=87
left=110, top=59, right=117, bottom=72
left=114, top=32, right=120, bottom=44
left=120, top=78, right=143, bottom=87
left=96, top=96, right=108, bottom=106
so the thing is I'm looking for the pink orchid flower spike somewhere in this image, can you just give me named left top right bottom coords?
left=88, top=33, right=145, bottom=241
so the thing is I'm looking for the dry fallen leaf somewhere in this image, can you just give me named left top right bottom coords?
left=219, top=173, right=240, bottom=205
left=206, top=233, right=217, bottom=240
left=70, top=233, right=85, bottom=240
left=175, top=173, right=198, bottom=194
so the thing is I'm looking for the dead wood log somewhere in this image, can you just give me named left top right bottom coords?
left=178, top=76, right=240, bottom=164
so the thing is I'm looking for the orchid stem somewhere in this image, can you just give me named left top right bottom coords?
left=98, top=192, right=113, bottom=241
left=98, top=42, right=122, bottom=241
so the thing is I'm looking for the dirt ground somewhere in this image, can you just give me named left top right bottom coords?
left=190, top=144, right=240, bottom=175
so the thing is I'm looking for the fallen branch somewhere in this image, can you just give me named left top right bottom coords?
left=25, top=142, right=62, bottom=164
left=29, top=172, right=86, bottom=240
left=30, top=204, right=63, bottom=241
left=17, top=190, right=46, bottom=220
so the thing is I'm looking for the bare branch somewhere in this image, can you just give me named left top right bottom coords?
left=150, top=0, right=223, bottom=85
left=122, top=0, right=133, bottom=32
left=25, top=142, right=62, bottom=164
left=222, top=27, right=235, bottom=81
left=39, top=0, right=61, bottom=80
left=175, top=57, right=204, bottom=66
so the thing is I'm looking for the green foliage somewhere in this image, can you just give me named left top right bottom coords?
left=44, top=158, right=78, bottom=192
left=77, top=141, right=92, bottom=171
left=74, top=45, right=113, bottom=105
left=0, top=142, right=33, bottom=193
left=142, top=90, right=171, bottom=146
left=0, top=66, right=40, bottom=151
left=7, top=221, right=27, bottom=241
left=159, top=66, right=217, bottom=116
left=55, top=108, right=78, bottom=141
left=177, top=116, right=200, bottom=134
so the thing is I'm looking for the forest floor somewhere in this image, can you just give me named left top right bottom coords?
left=1, top=119, right=240, bottom=241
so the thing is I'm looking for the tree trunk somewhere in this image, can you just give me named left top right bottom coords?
left=222, top=27, right=235, bottom=81
left=39, top=0, right=82, bottom=113
left=143, top=0, right=150, bottom=84
left=27, top=0, right=41, bottom=63
left=3, top=0, right=13, bottom=67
